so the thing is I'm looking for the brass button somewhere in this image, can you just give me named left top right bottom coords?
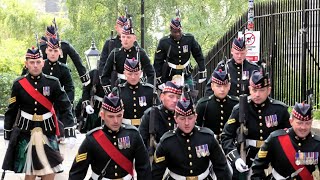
left=114, top=142, right=117, bottom=145
left=115, top=165, right=117, bottom=169
left=50, top=72, right=52, bottom=75
left=221, top=117, right=224, bottom=120
left=169, top=123, right=171, bottom=127
left=178, top=46, right=180, bottom=48
left=258, top=110, right=261, bottom=113
left=115, top=173, right=118, bottom=176
left=187, top=139, right=190, bottom=143
left=127, top=54, right=129, bottom=57
left=34, top=108, right=37, bottom=111
left=220, top=128, right=223, bottom=132
left=179, top=60, right=182, bottom=62
left=260, top=136, right=263, bottom=140
left=35, top=82, right=37, bottom=85
left=188, top=146, right=191, bottom=151
left=298, top=143, right=301, bottom=146
left=237, top=90, right=240, bottom=93
left=51, top=67, right=53, bottom=70
left=260, top=130, right=263, bottom=133
left=134, top=109, right=137, bottom=112
left=189, top=154, right=192, bottom=158
left=134, top=115, right=137, bottom=118
left=237, top=78, right=240, bottom=81
left=35, top=101, right=37, bottom=105
left=259, top=123, right=263, bottom=126
left=35, top=88, right=37, bottom=91
left=237, top=84, right=240, bottom=87
left=179, top=51, right=181, bottom=53
left=113, top=136, right=116, bottom=139
left=238, top=72, right=240, bottom=75
left=179, top=56, right=181, bottom=58
left=237, top=67, right=240, bottom=69
left=133, top=103, right=136, bottom=106
left=220, top=122, right=224, bottom=126
left=168, top=117, right=171, bottom=120
left=189, top=162, right=193, bottom=166
left=220, top=105, right=223, bottom=108
left=259, top=116, right=262, bottom=119
left=133, top=97, right=136, bottom=100
left=133, top=91, right=136, bottom=94
left=221, top=110, right=224, bottom=114
left=190, top=170, right=193, bottom=174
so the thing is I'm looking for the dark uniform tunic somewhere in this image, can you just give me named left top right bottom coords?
left=196, top=94, right=239, bottom=142
left=154, top=33, right=205, bottom=84
left=139, top=105, right=176, bottom=148
left=152, top=127, right=232, bottom=180
left=119, top=82, right=154, bottom=124
left=98, top=35, right=122, bottom=76
left=251, top=128, right=320, bottom=180
left=40, top=38, right=88, bottom=82
left=205, top=59, right=260, bottom=97
left=69, top=125, right=151, bottom=180
left=100, top=46, right=155, bottom=86
left=4, top=73, right=75, bottom=139
left=221, top=98, right=291, bottom=170
left=81, top=69, right=105, bottom=131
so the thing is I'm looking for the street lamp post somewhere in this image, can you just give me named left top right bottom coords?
left=84, top=40, right=101, bottom=71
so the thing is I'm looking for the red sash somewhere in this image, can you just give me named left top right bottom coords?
left=278, top=134, right=313, bottom=180
left=18, top=78, right=60, bottom=136
left=93, top=130, right=133, bottom=175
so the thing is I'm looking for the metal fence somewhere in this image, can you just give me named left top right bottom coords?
left=196, top=0, right=320, bottom=107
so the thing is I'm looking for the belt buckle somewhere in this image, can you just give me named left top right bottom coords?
left=131, top=119, right=141, bottom=126
left=186, top=176, right=198, bottom=180
left=33, top=113, right=43, bottom=121
left=256, top=140, right=264, bottom=148
left=176, top=64, right=184, bottom=70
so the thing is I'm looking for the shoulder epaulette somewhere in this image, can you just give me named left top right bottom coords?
left=270, top=129, right=288, bottom=137
left=13, top=76, right=25, bottom=83
left=269, top=98, right=288, bottom=107
left=228, top=95, right=239, bottom=102
left=197, top=95, right=212, bottom=104
left=142, top=83, right=154, bottom=89
left=312, top=134, right=320, bottom=142
left=159, top=130, right=176, bottom=142
left=121, top=124, right=139, bottom=131
left=86, top=126, right=103, bottom=135
left=198, top=126, right=215, bottom=136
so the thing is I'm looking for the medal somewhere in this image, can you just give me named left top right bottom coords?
left=295, top=152, right=301, bottom=165
left=183, top=45, right=188, bottom=53
left=118, top=138, right=123, bottom=150
left=195, top=146, right=201, bottom=158
left=143, top=96, right=147, bottom=106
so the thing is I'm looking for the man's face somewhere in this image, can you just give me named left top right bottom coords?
left=290, top=117, right=312, bottom=139
left=175, top=114, right=197, bottom=134
left=100, top=110, right=123, bottom=131
left=25, top=58, right=44, bottom=76
left=170, top=28, right=182, bottom=41
left=211, top=83, right=230, bottom=99
left=231, top=48, right=247, bottom=64
left=124, top=70, right=141, bottom=85
left=121, top=34, right=136, bottom=49
left=249, top=86, right=271, bottom=104
left=115, top=24, right=124, bottom=36
left=46, top=46, right=60, bottom=62
left=160, top=92, right=180, bottom=111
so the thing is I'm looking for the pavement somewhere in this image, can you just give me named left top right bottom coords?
left=0, top=115, right=319, bottom=179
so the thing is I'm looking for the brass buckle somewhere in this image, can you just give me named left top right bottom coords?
left=176, top=64, right=184, bottom=70
left=256, top=140, right=264, bottom=148
left=186, top=176, right=198, bottom=180
left=32, top=113, right=43, bottom=121
left=131, top=119, right=141, bottom=126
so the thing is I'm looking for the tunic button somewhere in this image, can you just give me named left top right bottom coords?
left=35, top=101, right=37, bottom=105
left=134, top=115, right=137, bottom=118
left=168, top=117, right=171, bottom=120
left=35, top=82, right=37, bottom=85
left=237, top=78, right=240, bottom=81
left=258, top=110, right=261, bottom=113
left=34, top=108, right=37, bottom=111
left=115, top=165, right=117, bottom=169
left=189, top=162, right=193, bottom=166
left=179, top=60, right=182, bottom=62
left=134, top=109, right=137, bottom=112
left=35, top=88, right=37, bottom=91
left=114, top=142, right=117, bottom=145
left=115, top=173, right=118, bottom=176
left=179, top=51, right=181, bottom=53
left=221, top=110, right=224, bottom=114
left=188, top=146, right=191, bottom=151
left=237, top=67, right=240, bottom=69
left=260, top=136, right=263, bottom=140
left=134, top=103, right=136, bottom=106
left=178, top=46, right=180, bottom=48
left=221, top=117, right=224, bottom=120
left=220, top=128, right=223, bottom=132
left=189, top=154, right=192, bottom=158
left=220, top=122, right=224, bottom=126
left=220, top=105, right=223, bottom=108
left=169, top=123, right=171, bottom=127
left=133, top=97, right=136, bottom=100
left=50, top=72, right=52, bottom=75
left=259, top=116, right=262, bottom=119
left=51, top=67, right=53, bottom=70
left=190, top=170, right=193, bottom=174
left=127, top=54, right=129, bottom=57
left=113, top=136, right=116, bottom=139
left=187, top=139, right=190, bottom=143
left=238, top=72, right=240, bottom=75
left=237, top=90, right=240, bottom=93
left=260, top=130, right=263, bottom=133
left=133, top=91, right=136, bottom=94
left=298, top=143, right=301, bottom=146
left=259, top=123, right=263, bottom=126
left=237, top=84, right=240, bottom=87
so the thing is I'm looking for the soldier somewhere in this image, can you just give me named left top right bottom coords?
left=98, top=16, right=127, bottom=76
left=251, top=102, right=320, bottom=180
left=205, top=37, right=260, bottom=97
left=196, top=68, right=238, bottom=142
left=119, top=57, right=155, bottom=126
left=100, top=19, right=155, bottom=93
left=39, top=24, right=90, bottom=86
left=154, top=15, right=207, bottom=90
left=69, top=92, right=151, bottom=180
left=2, top=46, right=76, bottom=180
left=152, top=94, right=232, bottom=180
left=221, top=70, right=291, bottom=179
left=139, top=81, right=182, bottom=149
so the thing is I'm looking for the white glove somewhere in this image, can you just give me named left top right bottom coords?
left=158, top=83, right=165, bottom=90
left=65, top=137, right=77, bottom=149
left=85, top=105, right=94, bottom=114
left=235, top=158, right=249, bottom=173
left=198, top=78, right=206, bottom=83
left=4, top=140, right=9, bottom=150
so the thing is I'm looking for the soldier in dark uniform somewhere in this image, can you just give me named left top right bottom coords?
left=221, top=70, right=291, bottom=179
left=80, top=68, right=105, bottom=132
left=2, top=46, right=76, bottom=180
left=69, top=91, right=151, bottom=180
left=139, top=81, right=182, bottom=149
left=39, top=24, right=90, bottom=86
left=119, top=56, right=155, bottom=126
left=251, top=102, right=320, bottom=180
left=152, top=94, right=232, bottom=180
left=205, top=37, right=260, bottom=97
left=98, top=16, right=127, bottom=76
left=154, top=16, right=207, bottom=90
left=100, top=19, right=155, bottom=93
left=196, top=68, right=238, bottom=142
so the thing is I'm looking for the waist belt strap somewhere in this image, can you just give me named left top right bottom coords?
left=168, top=61, right=190, bottom=70
left=246, top=139, right=264, bottom=148
left=18, top=78, right=60, bottom=136
left=93, top=130, right=133, bottom=176
left=271, top=168, right=286, bottom=180
left=21, top=111, right=52, bottom=121
left=278, top=134, right=313, bottom=180
left=91, top=171, right=132, bottom=180
left=169, top=164, right=210, bottom=180
left=122, top=119, right=141, bottom=126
